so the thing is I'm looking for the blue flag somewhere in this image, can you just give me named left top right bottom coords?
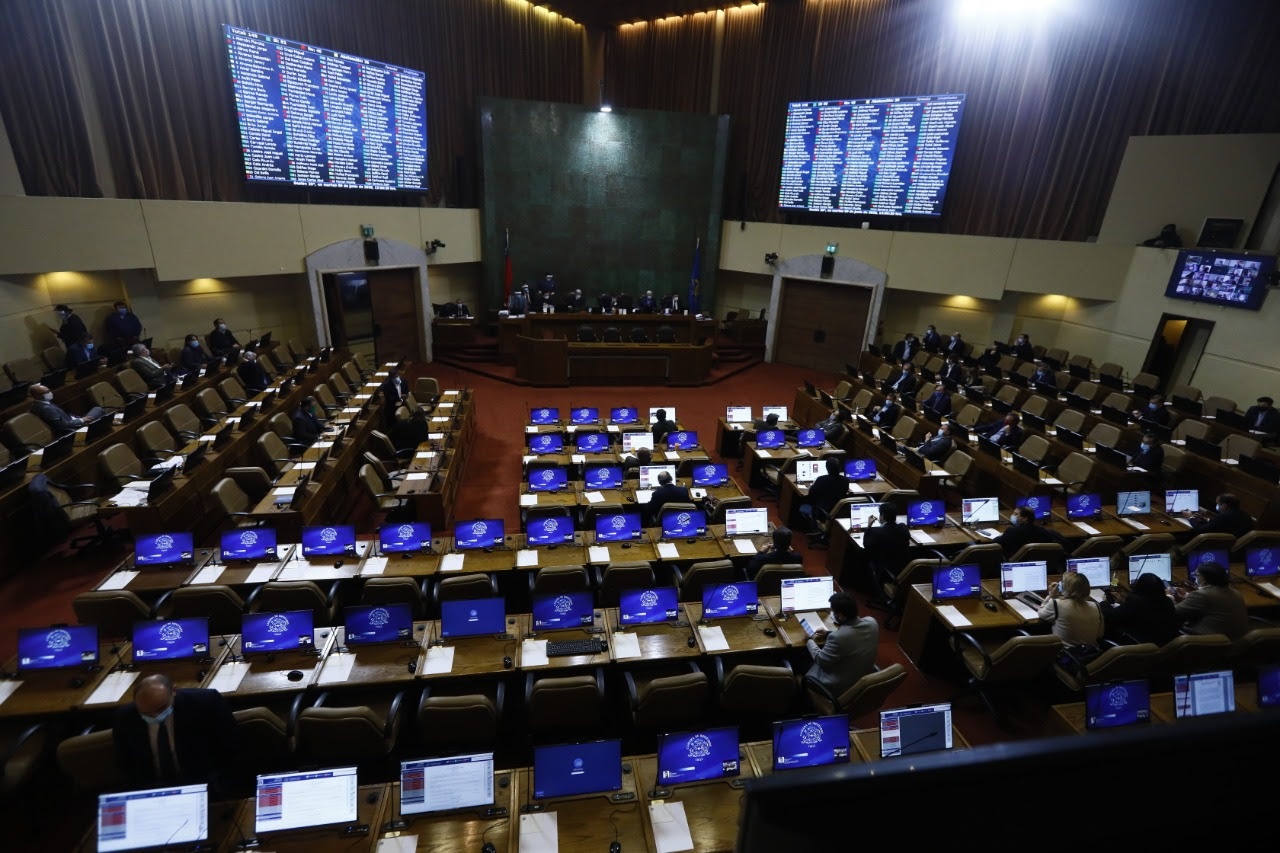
left=688, top=237, right=701, bottom=313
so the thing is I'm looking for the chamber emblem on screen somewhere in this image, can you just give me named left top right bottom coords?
left=553, top=595, right=574, bottom=615
left=537, top=409, right=550, bottom=420
left=573, top=758, right=584, bottom=770
left=675, top=432, right=688, bottom=443
left=803, top=430, right=817, bottom=442
left=158, top=622, right=184, bottom=643
left=610, top=516, right=626, bottom=530
left=685, top=733, right=712, bottom=759
left=578, top=409, right=590, bottom=419
left=540, top=471, right=555, bottom=483
left=471, top=521, right=488, bottom=537
left=1107, top=685, right=1129, bottom=708
left=948, top=567, right=965, bottom=585
left=154, top=534, right=175, bottom=552
left=677, top=512, right=692, bottom=528
left=702, top=465, right=716, bottom=478
left=799, top=721, right=825, bottom=746
left=239, top=530, right=259, bottom=546
left=536, top=436, right=551, bottom=449
left=46, top=628, right=72, bottom=650
left=853, top=461, right=866, bottom=472
left=1262, top=549, right=1274, bottom=564
left=541, top=519, right=559, bottom=533
left=397, top=524, right=415, bottom=540
left=720, top=585, right=739, bottom=602
left=640, top=590, right=659, bottom=608
left=1025, top=497, right=1040, bottom=509
left=266, top=614, right=290, bottom=635
left=367, top=607, right=390, bottom=628
left=320, top=527, right=338, bottom=544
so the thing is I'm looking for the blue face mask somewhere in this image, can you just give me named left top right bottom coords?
left=141, top=705, right=173, bottom=725
left=84, top=344, right=94, bottom=353
left=189, top=340, right=200, bottom=348
left=117, top=308, right=127, bottom=315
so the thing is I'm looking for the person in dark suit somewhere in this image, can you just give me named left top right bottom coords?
left=1190, top=493, right=1255, bottom=537
left=804, top=592, right=879, bottom=699
left=621, top=445, right=652, bottom=477
left=507, top=286, right=530, bottom=315
left=537, top=274, right=557, bottom=299
left=113, top=674, right=237, bottom=797
left=104, top=301, right=143, bottom=353
left=1131, top=393, right=1170, bottom=426
left=178, top=334, right=213, bottom=375
left=130, top=344, right=174, bottom=390
left=647, top=470, right=691, bottom=524
left=65, top=333, right=103, bottom=369
left=945, top=332, right=967, bottom=357
left=380, top=366, right=410, bottom=423
left=752, top=412, right=781, bottom=432
left=566, top=289, right=587, bottom=312
left=661, top=292, right=684, bottom=313
left=54, top=304, right=88, bottom=348
left=445, top=297, right=472, bottom=318
left=232, top=350, right=268, bottom=393
left=292, top=396, right=324, bottom=446
left=1128, top=432, right=1164, bottom=472
left=636, top=290, right=658, bottom=313
left=856, top=501, right=910, bottom=593
left=1030, top=364, right=1057, bottom=389
left=889, top=333, right=919, bottom=363
left=1244, top=396, right=1279, bottom=439
left=208, top=318, right=240, bottom=358
left=1172, top=561, right=1248, bottom=639
left=746, top=526, right=803, bottom=580
left=869, top=393, right=902, bottom=429
left=976, top=345, right=1001, bottom=372
left=921, top=386, right=953, bottom=418
left=29, top=383, right=105, bottom=434
left=887, top=364, right=919, bottom=395
left=921, top=325, right=942, bottom=352
left=598, top=292, right=615, bottom=313
left=1011, top=333, right=1034, bottom=361
left=979, top=412, right=1023, bottom=448
left=1101, top=572, right=1180, bottom=645
left=799, top=456, right=848, bottom=532
left=992, top=506, right=1067, bottom=556
left=916, top=422, right=955, bottom=461
left=939, top=355, right=965, bottom=386
left=651, top=408, right=677, bottom=445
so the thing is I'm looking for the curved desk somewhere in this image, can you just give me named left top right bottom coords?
left=516, top=336, right=713, bottom=386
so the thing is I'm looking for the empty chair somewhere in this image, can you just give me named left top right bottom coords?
left=715, top=658, right=798, bottom=718
left=1053, top=642, right=1161, bottom=691
left=1100, top=391, right=1133, bottom=412
left=416, top=682, right=505, bottom=755
left=1169, top=383, right=1201, bottom=404
left=1118, top=533, right=1176, bottom=561
left=950, top=543, right=1006, bottom=578
left=88, top=381, right=126, bottom=410
left=1172, top=418, right=1209, bottom=442
left=217, top=376, right=249, bottom=407
left=223, top=467, right=273, bottom=503
left=135, top=420, right=181, bottom=464
left=1043, top=347, right=1069, bottom=369
left=950, top=630, right=1063, bottom=727
left=359, top=464, right=412, bottom=520
left=805, top=663, right=908, bottom=722
left=72, top=590, right=154, bottom=639
left=41, top=345, right=66, bottom=371
left=705, top=495, right=752, bottom=526
left=327, top=372, right=352, bottom=401
left=0, top=722, right=47, bottom=806
left=1231, top=530, right=1280, bottom=559
left=192, top=388, right=229, bottom=424
left=1131, top=372, right=1160, bottom=397
left=624, top=663, right=709, bottom=729
left=296, top=691, right=405, bottom=769
left=529, top=564, right=591, bottom=596
left=954, top=404, right=984, bottom=429
left=1010, top=542, right=1066, bottom=575
left=850, top=388, right=874, bottom=411
left=1174, top=532, right=1235, bottom=563
left=360, top=577, right=428, bottom=619
left=656, top=326, right=677, bottom=344
left=602, top=327, right=623, bottom=343
left=1086, top=422, right=1121, bottom=449
left=594, top=561, right=656, bottom=608
left=312, top=382, right=343, bottom=416
left=753, top=564, right=806, bottom=597
left=1071, top=536, right=1125, bottom=560
left=937, top=450, right=974, bottom=492
left=889, top=414, right=918, bottom=444
left=256, top=431, right=298, bottom=479
left=98, top=443, right=145, bottom=489
left=871, top=558, right=940, bottom=628
left=1053, top=408, right=1086, bottom=434
left=27, top=474, right=122, bottom=553
left=673, top=559, right=742, bottom=603
left=1152, top=633, right=1232, bottom=678
left=1229, top=626, right=1280, bottom=670
left=526, top=669, right=606, bottom=741
left=628, top=326, right=649, bottom=342
left=158, top=585, right=246, bottom=635
left=432, top=574, right=499, bottom=613
left=2, top=413, right=54, bottom=451
left=247, top=580, right=342, bottom=626
left=115, top=368, right=150, bottom=400
left=1220, top=433, right=1261, bottom=462
left=1054, top=452, right=1095, bottom=494
left=56, top=729, right=126, bottom=793
left=1202, top=395, right=1237, bottom=419
left=341, top=361, right=362, bottom=388
left=164, top=404, right=203, bottom=440
left=210, top=477, right=261, bottom=527
left=576, top=325, right=598, bottom=344
left=4, top=358, right=44, bottom=385
left=1017, top=434, right=1051, bottom=465
left=230, top=707, right=293, bottom=778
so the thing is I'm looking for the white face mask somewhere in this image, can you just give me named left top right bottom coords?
left=42, top=392, right=54, bottom=402
left=1008, top=513, right=1019, bottom=525
left=217, top=323, right=227, bottom=331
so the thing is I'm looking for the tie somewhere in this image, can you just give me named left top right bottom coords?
left=1258, top=412, right=1266, bottom=428
left=156, top=722, right=178, bottom=781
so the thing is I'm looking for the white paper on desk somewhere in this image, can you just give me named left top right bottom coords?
left=837, top=518, right=854, bottom=530
left=1042, top=476, right=1063, bottom=486
left=665, top=451, right=681, bottom=461
left=190, top=565, right=225, bottom=585
left=755, top=448, right=773, bottom=458
left=440, top=553, right=465, bottom=573
left=797, top=611, right=833, bottom=634
left=650, top=800, right=695, bottom=853
left=851, top=533, right=866, bottom=548
left=277, top=563, right=358, bottom=581
left=1225, top=458, right=1239, bottom=466
left=85, top=671, right=140, bottom=705
left=428, top=433, right=445, bottom=440
left=612, top=632, right=642, bottom=659
left=522, top=639, right=549, bottom=667
left=444, top=388, right=462, bottom=395
left=313, top=441, right=333, bottom=450
left=1074, top=522, right=1101, bottom=536
left=935, top=605, right=972, bottom=628
left=910, top=529, right=936, bottom=545
left=437, top=402, right=454, bottom=409
left=98, top=570, right=139, bottom=591
left=1122, top=518, right=1149, bottom=530
left=588, top=545, right=611, bottom=563
left=422, top=646, right=455, bottom=675
left=1175, top=517, right=1193, bottom=528
left=207, top=662, right=250, bottom=694
left=272, top=487, right=296, bottom=502
left=374, top=371, right=390, bottom=377
left=431, top=416, right=451, bottom=423
left=607, top=425, right=619, bottom=433
left=415, top=451, right=437, bottom=460
left=1090, top=589, right=1106, bottom=602
left=377, top=835, right=418, bottom=853
left=361, top=556, right=389, bottom=576
left=318, top=652, right=357, bottom=685
left=929, top=469, right=949, bottom=477
left=517, top=549, right=539, bottom=568
left=110, top=489, right=149, bottom=507
left=584, top=491, right=605, bottom=504
left=1006, top=599, right=1039, bottom=620
left=293, top=461, right=317, bottom=471
left=519, top=812, right=559, bottom=853
left=520, top=494, right=539, bottom=507
left=657, top=542, right=681, bottom=560
left=342, top=407, right=362, bottom=414
left=245, top=564, right=279, bottom=583
left=635, top=489, right=653, bottom=504
left=0, top=680, right=23, bottom=707
left=733, top=539, right=758, bottom=556
left=565, top=425, right=577, bottom=433
left=571, top=454, right=586, bottom=465
left=1257, top=583, right=1280, bottom=599
left=698, top=625, right=729, bottom=652
left=200, top=433, right=217, bottom=442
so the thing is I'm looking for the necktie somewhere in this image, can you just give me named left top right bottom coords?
left=156, top=722, right=178, bottom=781
left=1258, top=412, right=1267, bottom=428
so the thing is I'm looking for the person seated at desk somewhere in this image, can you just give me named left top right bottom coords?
left=921, top=385, right=952, bottom=419
left=104, top=301, right=143, bottom=354
left=207, top=318, right=240, bottom=359
left=661, top=291, right=685, bottom=313
left=130, top=343, right=175, bottom=390
left=1128, top=432, right=1164, bottom=473
left=1172, top=561, right=1248, bottom=639
left=597, top=292, right=616, bottom=313
left=1244, top=395, right=1279, bottom=441
left=113, top=674, right=238, bottom=798
left=1101, top=572, right=1180, bottom=646
left=1189, top=493, right=1255, bottom=537
left=292, top=396, right=325, bottom=446
left=1131, top=393, right=1170, bottom=427
left=945, top=332, right=967, bottom=358
left=54, top=304, right=88, bottom=348
left=799, top=456, right=848, bottom=536
left=537, top=274, right=557, bottom=299
left=854, top=501, right=910, bottom=594
left=236, top=349, right=271, bottom=394
left=528, top=288, right=546, bottom=313
left=1037, top=572, right=1103, bottom=646
left=804, top=591, right=879, bottom=699
left=445, top=297, right=473, bottom=318
left=29, top=384, right=105, bottom=435
left=916, top=422, right=954, bottom=462
left=939, top=354, right=966, bottom=386
left=647, top=470, right=691, bottom=523
left=978, top=412, right=1023, bottom=448
left=65, top=333, right=103, bottom=369
left=637, top=290, right=658, bottom=313
left=1011, top=333, right=1034, bottom=362
left=889, top=332, right=919, bottom=364
left=614, top=292, right=634, bottom=312
left=752, top=412, right=781, bottom=433
left=922, top=324, right=941, bottom=352
left=1030, top=363, right=1057, bottom=389
left=178, top=334, right=214, bottom=375
left=886, top=363, right=919, bottom=395
left=868, top=392, right=902, bottom=430
left=992, top=506, right=1067, bottom=556
left=622, top=445, right=652, bottom=477
left=976, top=345, right=1001, bottom=373
left=566, top=289, right=587, bottom=312
left=746, top=527, right=803, bottom=580
left=652, top=408, right=677, bottom=445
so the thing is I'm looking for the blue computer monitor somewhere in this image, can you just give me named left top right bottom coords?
left=380, top=522, right=433, bottom=554
left=220, top=527, right=278, bottom=562
left=1066, top=493, right=1102, bottom=519
left=772, top=714, right=850, bottom=770
left=532, top=740, right=622, bottom=800
left=661, top=508, right=707, bottom=539
left=931, top=564, right=981, bottom=600
left=439, top=598, right=506, bottom=639
left=618, top=588, right=680, bottom=626
left=1186, top=548, right=1230, bottom=581
left=529, top=407, right=560, bottom=425
left=1116, top=490, right=1151, bottom=516
left=576, top=432, right=610, bottom=453
left=583, top=464, right=623, bottom=490
left=1246, top=547, right=1279, bottom=578
left=879, top=703, right=953, bottom=758
left=16, top=625, right=98, bottom=672
left=756, top=429, right=786, bottom=449
left=343, top=603, right=414, bottom=646
left=570, top=407, right=600, bottom=425
left=135, top=532, right=195, bottom=567
left=1173, top=669, right=1236, bottom=719
left=301, top=525, right=357, bottom=558
left=1084, top=679, right=1151, bottom=729
left=526, top=514, right=575, bottom=546
left=240, top=610, right=314, bottom=654
left=528, top=466, right=569, bottom=493
left=1258, top=664, right=1280, bottom=709
left=1016, top=495, right=1052, bottom=520
left=528, top=433, right=564, bottom=455
left=656, top=727, right=740, bottom=786
left=795, top=428, right=824, bottom=448
left=667, top=430, right=698, bottom=450
left=531, top=592, right=595, bottom=631
left=453, top=519, right=505, bottom=550
left=844, top=459, right=876, bottom=481
left=907, top=499, right=945, bottom=527
left=701, top=582, right=759, bottom=619
left=131, top=618, right=210, bottom=663
left=691, top=463, right=728, bottom=487
left=610, top=407, right=639, bottom=424
left=594, top=512, right=642, bottom=542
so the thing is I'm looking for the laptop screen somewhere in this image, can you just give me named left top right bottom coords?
left=1258, top=664, right=1280, bottom=709
left=755, top=429, right=786, bottom=449
left=439, top=598, right=506, bottom=639
left=879, top=703, right=953, bottom=758
left=1186, top=548, right=1229, bottom=581
left=576, top=432, right=610, bottom=453
left=666, top=430, right=698, bottom=450
left=772, top=714, right=849, bottom=770
left=621, top=431, right=654, bottom=452
left=571, top=407, right=600, bottom=425
left=380, top=522, right=433, bottom=554
left=1173, top=669, right=1235, bottom=719
left=301, top=525, right=357, bottom=558
left=1116, top=490, right=1151, bottom=516
left=701, top=582, right=759, bottom=619
left=594, top=511, right=642, bottom=542
left=1016, top=495, right=1052, bottom=520
left=847, top=503, right=882, bottom=530
left=610, top=407, right=639, bottom=424
left=908, top=500, right=945, bottom=527
left=131, top=618, right=210, bottom=663
left=762, top=405, right=788, bottom=422
left=240, top=610, right=314, bottom=654
left=932, top=564, right=981, bottom=600
left=1165, top=488, right=1199, bottom=513
left=583, top=464, right=623, bottom=490
left=528, top=433, right=564, bottom=455
left=661, top=508, right=707, bottom=539
left=17, top=624, right=98, bottom=671
left=1084, top=679, right=1151, bottom=729
left=453, top=519, right=505, bottom=550
left=528, top=467, right=569, bottom=493
left=725, top=406, right=753, bottom=423
left=400, top=753, right=494, bottom=816
left=844, top=458, right=876, bottom=480
left=343, top=603, right=414, bottom=646
left=795, top=459, right=824, bottom=483
left=656, top=727, right=740, bottom=786
left=1000, top=561, right=1049, bottom=595
left=220, top=527, right=279, bottom=562
left=960, top=497, right=1000, bottom=524
left=691, top=463, right=728, bottom=486
left=724, top=507, right=769, bottom=537
left=618, top=587, right=680, bottom=626
left=1066, top=493, right=1101, bottom=519
left=1128, top=553, right=1172, bottom=584
left=532, top=740, right=622, bottom=800
left=780, top=576, right=834, bottom=612
left=649, top=406, right=677, bottom=424
left=529, top=407, right=559, bottom=425
left=135, top=532, right=195, bottom=567
left=98, top=784, right=208, bottom=852
left=639, top=464, right=678, bottom=490
left=796, top=428, right=824, bottom=448
left=526, top=514, right=576, bottom=546
left=255, top=766, right=358, bottom=834
left=532, top=592, right=595, bottom=631
left=1246, top=547, right=1279, bottom=578
left=1067, top=557, right=1111, bottom=588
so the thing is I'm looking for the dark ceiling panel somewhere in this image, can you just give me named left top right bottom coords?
left=542, top=1, right=763, bottom=28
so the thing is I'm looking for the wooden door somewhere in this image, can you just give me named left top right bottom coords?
left=774, top=280, right=870, bottom=373
left=368, top=268, right=423, bottom=362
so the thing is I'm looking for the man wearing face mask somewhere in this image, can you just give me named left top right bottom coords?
left=53, top=304, right=88, bottom=348
left=104, top=301, right=143, bottom=353
left=1190, top=493, right=1255, bottom=537
left=292, top=395, right=325, bottom=446
left=29, top=384, right=106, bottom=434
left=65, top=333, right=103, bottom=369
left=992, top=506, right=1066, bottom=556
left=178, top=334, right=214, bottom=374
left=236, top=349, right=271, bottom=393
left=1011, top=333, right=1034, bottom=362
left=921, top=325, right=941, bottom=352
left=208, top=318, right=240, bottom=359
left=130, top=343, right=175, bottom=390
left=1128, top=432, right=1164, bottom=473
left=1131, top=393, right=1170, bottom=427
left=113, top=674, right=237, bottom=796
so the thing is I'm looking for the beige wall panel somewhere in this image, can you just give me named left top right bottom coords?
left=419, top=209, right=482, bottom=262
left=1006, top=240, right=1133, bottom=300
left=0, top=197, right=152, bottom=274
left=884, top=233, right=1011, bottom=298
left=298, top=206, right=422, bottom=255
left=719, top=220, right=785, bottom=273
left=142, top=200, right=307, bottom=280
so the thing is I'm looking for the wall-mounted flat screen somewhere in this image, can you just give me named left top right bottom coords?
left=1164, top=250, right=1273, bottom=311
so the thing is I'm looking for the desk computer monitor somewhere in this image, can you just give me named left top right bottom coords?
left=1067, top=556, right=1111, bottom=588
left=610, top=407, right=639, bottom=425
left=439, top=598, right=506, bottom=640
left=1246, top=547, right=1279, bottom=578
left=638, top=464, right=678, bottom=490
left=134, top=532, right=195, bottom=567
left=583, top=464, right=623, bottom=490
left=772, top=714, right=849, bottom=770
left=932, top=564, right=981, bottom=601
left=656, top=727, right=740, bottom=787
left=1094, top=443, right=1129, bottom=470
left=1017, top=495, right=1052, bottom=520
left=532, top=591, right=595, bottom=631
left=691, top=463, right=728, bottom=487
left=16, top=624, right=98, bottom=672
left=1257, top=664, right=1280, bottom=709
left=667, top=430, right=698, bottom=450
left=847, top=503, right=882, bottom=530
left=1000, top=561, right=1049, bottom=597
left=576, top=432, right=610, bottom=454
left=779, top=576, right=834, bottom=613
left=570, top=407, right=599, bottom=425
left=380, top=522, right=432, bottom=555
left=1186, top=548, right=1229, bottom=581
left=618, top=587, right=680, bottom=626
left=1116, top=490, right=1151, bottom=516
left=1066, top=494, right=1102, bottom=519
left=661, top=508, right=706, bottom=539
left=528, top=433, right=564, bottom=455
left=795, top=428, right=824, bottom=448
left=131, top=618, right=209, bottom=663
left=453, top=519, right=504, bottom=550
left=1173, top=669, right=1235, bottom=719
left=701, top=582, right=758, bottom=619
left=907, top=500, right=945, bottom=527
left=762, top=406, right=788, bottom=422
left=960, top=497, right=1000, bottom=525
left=795, top=459, right=824, bottom=484
left=399, top=753, right=494, bottom=817
left=1128, top=553, right=1172, bottom=584
left=621, top=431, right=654, bottom=453
left=755, top=430, right=786, bottom=449
left=879, top=703, right=953, bottom=758
left=528, top=466, right=569, bottom=493
left=254, top=766, right=358, bottom=835
left=526, top=514, right=575, bottom=547
left=532, top=740, right=622, bottom=800
left=594, top=511, right=642, bottom=543
left=649, top=406, right=677, bottom=424
left=724, top=507, right=769, bottom=537
left=221, top=527, right=278, bottom=562
left=1165, top=489, right=1199, bottom=514
left=725, top=406, right=753, bottom=423
left=301, top=525, right=357, bottom=558
left=529, top=407, right=559, bottom=425
left=97, top=784, right=208, bottom=852
left=1084, top=679, right=1151, bottom=729
left=240, top=610, right=314, bottom=654
left=343, top=603, right=414, bottom=647
left=844, top=459, right=876, bottom=481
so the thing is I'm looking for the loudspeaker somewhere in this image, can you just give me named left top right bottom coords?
left=820, top=255, right=835, bottom=278
left=363, top=239, right=380, bottom=265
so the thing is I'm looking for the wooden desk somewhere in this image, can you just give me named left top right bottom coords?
left=211, top=632, right=335, bottom=699
left=758, top=597, right=831, bottom=649
left=634, top=754, right=753, bottom=853
left=898, top=581, right=1026, bottom=670
left=432, top=318, right=478, bottom=347
left=314, top=622, right=432, bottom=688
left=225, top=782, right=389, bottom=852
left=519, top=615, right=612, bottom=672
left=0, top=640, right=119, bottom=719
left=742, top=733, right=862, bottom=779
left=681, top=604, right=786, bottom=655
left=510, top=769, right=648, bottom=853
left=515, top=336, right=715, bottom=386
left=378, top=773, right=516, bottom=852
left=603, top=608, right=701, bottom=663
left=499, top=312, right=716, bottom=361
left=425, top=623, right=517, bottom=679
left=849, top=725, right=972, bottom=762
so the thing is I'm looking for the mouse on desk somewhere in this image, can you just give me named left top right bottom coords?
left=621, top=542, right=632, bottom=549
left=610, top=842, right=622, bottom=853
left=763, top=627, right=777, bottom=638
left=503, top=656, right=513, bottom=669
left=483, top=844, right=497, bottom=853
left=983, top=601, right=998, bottom=612
left=287, top=669, right=304, bottom=682
left=686, top=636, right=698, bottom=648
left=333, top=559, right=344, bottom=569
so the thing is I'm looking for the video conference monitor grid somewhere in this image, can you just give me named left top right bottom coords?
left=649, top=406, right=677, bottom=424
left=453, top=519, right=504, bottom=550
left=691, top=463, right=729, bottom=486
left=621, top=432, right=654, bottom=453
left=960, top=497, right=1000, bottom=524
left=618, top=587, right=681, bottom=626
left=879, top=703, right=954, bottom=758
left=1173, top=670, right=1236, bottom=719
left=725, top=406, right=753, bottom=423
left=583, top=464, right=624, bottom=490
left=1066, top=557, right=1111, bottom=588
left=526, top=514, right=576, bottom=546
left=532, top=591, right=595, bottom=631
left=400, top=753, right=495, bottom=816
left=529, top=462, right=569, bottom=493
left=571, top=407, right=600, bottom=425
left=1000, top=561, right=1048, bottom=595
left=772, top=714, right=850, bottom=770
left=610, top=407, right=639, bottom=424
left=343, top=603, right=413, bottom=647
left=701, top=582, right=759, bottom=619
left=1165, top=488, right=1200, bottom=513
left=844, top=458, right=876, bottom=480
left=1165, top=249, right=1274, bottom=312
left=780, top=575, right=834, bottom=612
left=1116, top=490, right=1151, bottom=516
left=661, top=508, right=707, bottom=539
left=656, top=727, right=741, bottom=786
left=220, top=527, right=278, bottom=562
left=134, top=531, right=195, bottom=567
left=240, top=610, right=314, bottom=654
left=532, top=740, right=623, bottom=800
left=131, top=618, right=210, bottom=663
left=254, top=766, right=359, bottom=834
left=1246, top=547, right=1279, bottom=578
left=908, top=499, right=945, bottom=527
left=594, top=511, right=643, bottom=542
left=794, top=459, right=824, bottom=483
left=755, top=430, right=786, bottom=449
left=931, top=564, right=981, bottom=600
left=638, top=464, right=678, bottom=490
left=439, top=598, right=506, bottom=639
left=1066, top=493, right=1102, bottom=519
left=98, top=784, right=208, bottom=852
left=528, top=432, right=564, bottom=454
left=529, top=407, right=559, bottom=425
left=724, top=507, right=769, bottom=537
left=576, top=432, right=610, bottom=453
left=1017, top=495, right=1052, bottom=520
left=1127, top=553, right=1172, bottom=584
left=300, top=525, right=357, bottom=558
left=667, top=430, right=698, bottom=450
left=1258, top=664, right=1280, bottom=709
left=1084, top=679, right=1151, bottom=729
left=379, top=522, right=432, bottom=554
left=17, top=624, right=98, bottom=672
left=762, top=406, right=788, bottom=421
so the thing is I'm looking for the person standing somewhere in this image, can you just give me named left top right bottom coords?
left=54, top=304, right=88, bottom=348
left=104, top=301, right=143, bottom=353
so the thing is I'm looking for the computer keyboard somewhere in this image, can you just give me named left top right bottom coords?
left=1016, top=591, right=1045, bottom=608
left=545, top=638, right=607, bottom=657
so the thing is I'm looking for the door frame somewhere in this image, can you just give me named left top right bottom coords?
left=765, top=254, right=886, bottom=365
left=1142, top=313, right=1215, bottom=394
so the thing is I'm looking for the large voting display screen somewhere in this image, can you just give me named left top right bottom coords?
left=223, top=25, right=428, bottom=191
left=779, top=94, right=965, bottom=216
